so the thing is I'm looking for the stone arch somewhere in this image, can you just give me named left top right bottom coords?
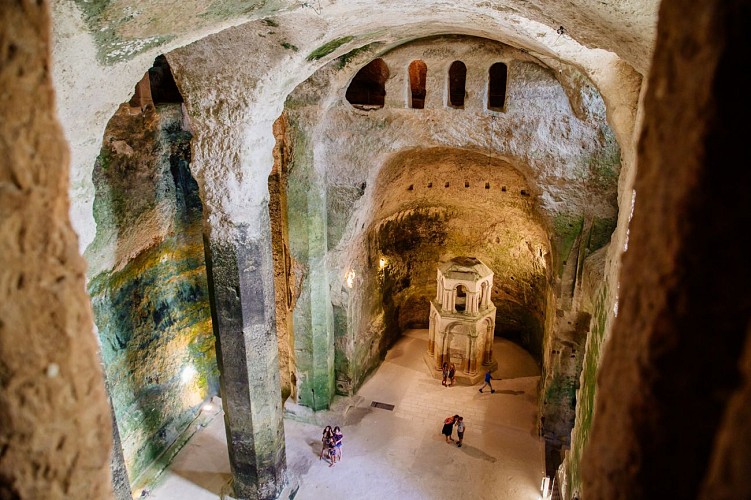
left=488, top=62, right=508, bottom=111
left=346, top=58, right=389, bottom=110
left=448, top=60, right=467, bottom=108
left=455, top=284, right=468, bottom=312
left=408, top=60, right=427, bottom=109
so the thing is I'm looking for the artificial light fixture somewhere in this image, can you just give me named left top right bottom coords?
left=346, top=270, right=356, bottom=288
left=379, top=257, right=387, bottom=269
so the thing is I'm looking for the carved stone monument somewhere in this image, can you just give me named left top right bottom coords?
left=425, top=256, right=497, bottom=384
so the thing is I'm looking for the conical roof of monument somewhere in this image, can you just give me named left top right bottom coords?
left=438, top=256, right=493, bottom=281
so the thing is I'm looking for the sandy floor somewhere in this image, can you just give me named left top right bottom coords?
left=147, top=329, right=544, bottom=500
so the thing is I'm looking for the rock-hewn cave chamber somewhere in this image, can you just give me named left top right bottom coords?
left=2, top=1, right=750, bottom=500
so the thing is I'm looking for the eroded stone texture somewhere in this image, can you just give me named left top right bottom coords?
left=204, top=219, right=286, bottom=499
left=54, top=1, right=649, bottom=256
left=269, top=112, right=298, bottom=403
left=0, top=2, right=112, bottom=498
left=86, top=100, right=219, bottom=483
left=582, top=0, right=751, bottom=497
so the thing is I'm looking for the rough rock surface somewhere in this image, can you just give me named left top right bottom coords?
left=0, top=3, right=112, bottom=498
left=52, top=0, right=650, bottom=255
left=582, top=0, right=751, bottom=498
left=86, top=100, right=219, bottom=483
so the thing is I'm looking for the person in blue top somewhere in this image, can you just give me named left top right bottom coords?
left=332, top=426, right=343, bottom=462
left=479, top=369, right=496, bottom=393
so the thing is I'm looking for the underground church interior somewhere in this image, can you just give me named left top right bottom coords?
left=1, top=0, right=750, bottom=499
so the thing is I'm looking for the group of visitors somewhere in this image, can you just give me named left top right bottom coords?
left=319, top=425, right=343, bottom=467
left=441, top=414, right=465, bottom=447
left=442, top=363, right=497, bottom=394
left=441, top=362, right=456, bottom=386
left=318, top=368, right=497, bottom=465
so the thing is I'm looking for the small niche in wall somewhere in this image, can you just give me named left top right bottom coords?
left=445, top=181, right=450, bottom=188
left=408, top=60, right=427, bottom=109
left=521, top=189, right=529, bottom=196
left=427, top=182, right=433, bottom=188
left=408, top=184, right=414, bottom=191
left=502, top=185, right=507, bottom=192
left=485, top=182, right=490, bottom=189
left=488, top=62, right=508, bottom=111
left=346, top=58, right=389, bottom=110
left=448, top=61, right=467, bottom=109
left=465, top=181, right=470, bottom=188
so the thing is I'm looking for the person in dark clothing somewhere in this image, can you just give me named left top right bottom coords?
left=442, top=414, right=459, bottom=442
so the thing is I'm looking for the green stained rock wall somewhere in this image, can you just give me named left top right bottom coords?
left=562, top=284, right=610, bottom=499
left=287, top=120, right=335, bottom=410
left=87, top=102, right=218, bottom=482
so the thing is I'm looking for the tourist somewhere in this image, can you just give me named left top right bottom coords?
left=324, top=434, right=337, bottom=466
left=441, top=362, right=449, bottom=387
left=448, top=363, right=456, bottom=387
left=456, top=416, right=465, bottom=447
left=442, top=414, right=458, bottom=443
left=479, top=368, right=496, bottom=393
left=333, top=426, right=343, bottom=462
left=320, top=425, right=334, bottom=461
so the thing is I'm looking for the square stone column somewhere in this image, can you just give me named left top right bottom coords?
left=204, top=214, right=286, bottom=499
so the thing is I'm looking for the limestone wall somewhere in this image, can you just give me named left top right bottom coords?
left=86, top=101, right=218, bottom=482
left=0, top=3, right=112, bottom=498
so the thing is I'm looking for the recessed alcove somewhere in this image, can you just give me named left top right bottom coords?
left=448, top=60, right=467, bottom=108
left=346, top=58, right=389, bottom=110
left=408, top=60, right=428, bottom=109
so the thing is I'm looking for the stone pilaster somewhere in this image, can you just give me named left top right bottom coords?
left=287, top=137, right=334, bottom=411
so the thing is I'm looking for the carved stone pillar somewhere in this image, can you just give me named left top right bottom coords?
left=204, top=216, right=286, bottom=499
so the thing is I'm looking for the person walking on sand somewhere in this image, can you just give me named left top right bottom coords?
left=441, top=362, right=449, bottom=387
left=479, top=368, right=496, bottom=393
left=448, top=363, right=456, bottom=387
left=456, top=416, right=465, bottom=447
left=442, top=414, right=459, bottom=443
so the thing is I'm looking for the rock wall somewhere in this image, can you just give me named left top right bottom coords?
left=87, top=101, right=218, bottom=483
left=269, top=112, right=299, bottom=402
left=0, top=3, right=112, bottom=498
left=582, top=0, right=751, bottom=497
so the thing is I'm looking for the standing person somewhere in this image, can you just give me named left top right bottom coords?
left=324, top=434, right=337, bottom=466
left=456, top=416, right=465, bottom=447
left=320, top=425, right=334, bottom=460
left=441, top=414, right=458, bottom=443
left=333, top=426, right=343, bottom=462
left=441, top=362, right=449, bottom=387
left=448, top=363, right=456, bottom=387
left=479, top=369, right=496, bottom=393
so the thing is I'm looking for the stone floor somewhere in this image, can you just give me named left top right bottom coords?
left=147, top=329, right=544, bottom=500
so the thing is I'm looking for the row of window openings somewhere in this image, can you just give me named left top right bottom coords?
left=346, top=59, right=508, bottom=111
left=407, top=182, right=529, bottom=196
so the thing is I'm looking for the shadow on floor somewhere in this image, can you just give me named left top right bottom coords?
left=343, top=406, right=372, bottom=426
left=496, top=389, right=525, bottom=396
left=457, top=444, right=498, bottom=463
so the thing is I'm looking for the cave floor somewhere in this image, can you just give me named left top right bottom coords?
left=147, top=329, right=544, bottom=500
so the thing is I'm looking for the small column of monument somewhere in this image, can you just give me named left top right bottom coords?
left=425, top=256, right=497, bottom=385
